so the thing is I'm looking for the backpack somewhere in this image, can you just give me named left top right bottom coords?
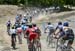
left=63, top=28, right=74, bottom=40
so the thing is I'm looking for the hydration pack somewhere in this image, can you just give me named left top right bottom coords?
left=63, top=28, right=74, bottom=40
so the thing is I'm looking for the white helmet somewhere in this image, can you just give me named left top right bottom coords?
left=23, top=14, right=26, bottom=17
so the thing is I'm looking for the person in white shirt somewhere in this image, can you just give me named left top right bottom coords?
left=44, top=22, right=55, bottom=42
left=10, top=27, right=16, bottom=49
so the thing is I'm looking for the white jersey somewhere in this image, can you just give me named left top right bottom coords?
left=16, top=27, right=22, bottom=33
left=46, top=25, right=54, bottom=30
left=46, top=24, right=54, bottom=33
left=17, top=27, right=22, bottom=30
left=10, top=29, right=16, bottom=35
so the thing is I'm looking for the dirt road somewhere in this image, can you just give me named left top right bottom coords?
left=0, top=5, right=75, bottom=51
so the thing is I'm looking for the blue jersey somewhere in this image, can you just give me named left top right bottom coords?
left=15, top=16, right=19, bottom=21
left=21, top=25, right=28, bottom=31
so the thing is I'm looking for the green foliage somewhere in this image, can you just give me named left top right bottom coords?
left=0, top=0, right=75, bottom=7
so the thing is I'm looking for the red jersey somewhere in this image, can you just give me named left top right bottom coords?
left=33, top=27, right=41, bottom=36
left=25, top=28, right=38, bottom=41
left=33, top=27, right=39, bottom=30
left=29, top=32, right=38, bottom=41
left=25, top=28, right=35, bottom=35
left=17, top=27, right=22, bottom=34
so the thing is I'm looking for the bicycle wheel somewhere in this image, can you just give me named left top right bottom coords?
left=48, top=35, right=55, bottom=47
left=56, top=39, right=60, bottom=51
left=36, top=41, right=41, bottom=51
left=29, top=41, right=37, bottom=51
left=68, top=46, right=75, bottom=51
left=12, top=40, right=16, bottom=49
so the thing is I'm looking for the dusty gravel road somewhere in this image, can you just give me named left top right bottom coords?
left=0, top=5, right=75, bottom=51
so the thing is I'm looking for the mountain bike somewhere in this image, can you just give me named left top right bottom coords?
left=56, top=38, right=75, bottom=51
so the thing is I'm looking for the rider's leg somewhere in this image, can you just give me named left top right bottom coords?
left=19, top=33, right=22, bottom=44
left=47, top=32, right=50, bottom=42
left=14, top=34, right=17, bottom=42
left=11, top=34, right=16, bottom=49
left=18, top=33, right=22, bottom=44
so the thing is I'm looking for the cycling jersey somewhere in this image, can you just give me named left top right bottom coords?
left=17, top=27, right=22, bottom=33
left=10, top=29, right=16, bottom=35
left=56, top=25, right=63, bottom=30
left=29, top=32, right=38, bottom=41
left=46, top=25, right=54, bottom=30
left=15, top=16, right=19, bottom=21
left=45, top=24, right=54, bottom=33
left=21, top=19, right=27, bottom=24
left=21, top=25, right=28, bottom=31
left=14, top=23, right=20, bottom=29
left=25, top=28, right=35, bottom=36
left=6, top=22, right=11, bottom=27
left=33, top=27, right=38, bottom=30
left=33, top=27, right=41, bottom=36
left=26, top=28, right=38, bottom=41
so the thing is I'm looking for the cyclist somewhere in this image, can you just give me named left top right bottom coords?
left=29, top=16, right=32, bottom=23
left=32, top=23, right=41, bottom=40
left=15, top=14, right=20, bottom=23
left=54, top=21, right=63, bottom=38
left=16, top=25, right=23, bottom=44
left=15, top=14, right=22, bottom=23
left=55, top=21, right=63, bottom=30
left=55, top=22, right=74, bottom=51
left=24, top=24, right=38, bottom=49
left=6, top=20, right=11, bottom=35
left=10, top=27, right=16, bottom=49
left=14, top=22, right=20, bottom=29
left=32, top=23, right=41, bottom=49
left=21, top=24, right=28, bottom=35
left=44, top=22, right=55, bottom=42
left=62, top=22, right=74, bottom=47
left=19, top=14, right=22, bottom=21
left=21, top=15, right=28, bottom=25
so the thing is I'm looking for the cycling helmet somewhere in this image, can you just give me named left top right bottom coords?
left=23, top=14, right=26, bottom=17
left=58, top=21, right=62, bottom=25
left=19, top=13, right=22, bottom=15
left=29, top=24, right=32, bottom=28
left=48, top=22, right=51, bottom=25
left=63, top=22, right=69, bottom=27
left=32, top=23, right=36, bottom=27
left=8, top=20, right=10, bottom=22
left=12, top=27, right=14, bottom=29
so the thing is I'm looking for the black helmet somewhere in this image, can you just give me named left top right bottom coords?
left=48, top=22, right=51, bottom=25
left=28, top=24, right=32, bottom=28
left=32, top=23, right=36, bottom=27
left=58, top=21, right=62, bottom=25
left=12, top=27, right=14, bottom=29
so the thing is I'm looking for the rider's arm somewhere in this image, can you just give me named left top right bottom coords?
left=38, top=28, right=41, bottom=36
left=55, top=29, right=60, bottom=35
left=55, top=26, right=58, bottom=30
left=44, top=26, right=48, bottom=33
left=10, top=23, right=12, bottom=27
left=24, top=30, right=29, bottom=38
